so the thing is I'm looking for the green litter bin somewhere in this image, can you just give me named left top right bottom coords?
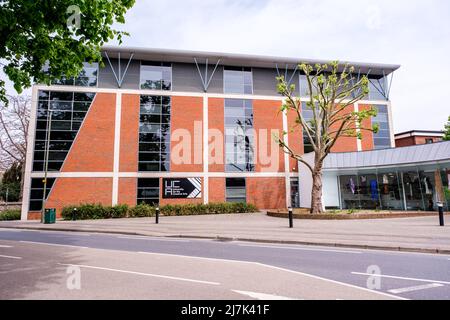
left=44, top=208, right=56, bottom=224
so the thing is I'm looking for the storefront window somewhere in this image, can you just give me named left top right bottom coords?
left=377, top=171, right=404, bottom=210
left=401, top=171, right=425, bottom=211
left=290, top=178, right=300, bottom=208
left=226, top=178, right=246, bottom=203
left=339, top=175, right=360, bottom=209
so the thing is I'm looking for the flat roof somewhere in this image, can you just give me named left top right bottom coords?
left=101, top=46, right=400, bottom=76
left=323, top=141, right=450, bottom=170
left=395, top=130, right=445, bottom=137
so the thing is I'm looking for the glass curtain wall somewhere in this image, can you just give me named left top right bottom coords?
left=338, top=165, right=450, bottom=211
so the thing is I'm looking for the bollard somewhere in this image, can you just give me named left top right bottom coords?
left=438, top=203, right=445, bottom=227
left=288, top=207, right=294, bottom=228
left=156, top=207, right=160, bottom=224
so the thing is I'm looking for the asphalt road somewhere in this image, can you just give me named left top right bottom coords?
left=1, top=228, right=449, bottom=300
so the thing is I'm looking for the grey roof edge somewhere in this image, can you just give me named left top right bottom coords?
left=322, top=140, right=450, bottom=170
left=101, top=45, right=401, bottom=74
left=395, top=130, right=445, bottom=137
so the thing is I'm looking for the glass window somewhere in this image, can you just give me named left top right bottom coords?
left=28, top=178, right=56, bottom=211
left=372, top=104, right=391, bottom=150
left=290, top=177, right=300, bottom=208
left=140, top=62, right=172, bottom=91
left=139, top=95, right=171, bottom=172
left=33, top=91, right=95, bottom=172
left=226, top=178, right=246, bottom=203
left=301, top=102, right=315, bottom=153
left=224, top=99, right=255, bottom=172
left=52, top=62, right=98, bottom=87
left=368, top=76, right=388, bottom=101
left=137, top=178, right=160, bottom=206
left=224, top=67, right=253, bottom=94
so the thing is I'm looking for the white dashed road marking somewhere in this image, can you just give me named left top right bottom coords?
left=20, top=241, right=88, bottom=249
left=352, top=272, right=450, bottom=285
left=388, top=283, right=444, bottom=294
left=0, top=255, right=22, bottom=260
left=232, top=290, right=297, bottom=300
left=237, top=243, right=362, bottom=254
left=58, top=263, right=220, bottom=286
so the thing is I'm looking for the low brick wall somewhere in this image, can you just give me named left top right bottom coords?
left=267, top=210, right=447, bottom=220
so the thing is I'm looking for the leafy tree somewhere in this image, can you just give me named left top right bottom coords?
left=0, top=0, right=136, bottom=104
left=276, top=62, right=377, bottom=214
left=0, top=162, right=22, bottom=202
left=444, top=116, right=450, bottom=141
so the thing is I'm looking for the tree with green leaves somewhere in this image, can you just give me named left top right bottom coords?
left=276, top=62, right=378, bottom=214
left=444, top=116, right=450, bottom=141
left=0, top=0, right=136, bottom=104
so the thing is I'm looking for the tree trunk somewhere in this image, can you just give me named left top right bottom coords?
left=310, top=163, right=324, bottom=214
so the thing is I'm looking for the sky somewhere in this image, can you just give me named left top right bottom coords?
left=5, top=0, right=450, bottom=133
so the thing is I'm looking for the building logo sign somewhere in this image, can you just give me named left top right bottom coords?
left=163, top=178, right=202, bottom=199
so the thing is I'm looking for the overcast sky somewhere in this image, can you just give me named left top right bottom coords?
left=5, top=0, right=450, bottom=133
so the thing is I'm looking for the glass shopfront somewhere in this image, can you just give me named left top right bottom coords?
left=338, top=166, right=449, bottom=211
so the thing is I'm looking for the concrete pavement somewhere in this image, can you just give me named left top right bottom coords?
left=1, top=212, right=449, bottom=254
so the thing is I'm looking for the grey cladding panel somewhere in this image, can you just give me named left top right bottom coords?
left=252, top=67, right=300, bottom=96
left=172, top=63, right=223, bottom=93
left=98, top=58, right=140, bottom=90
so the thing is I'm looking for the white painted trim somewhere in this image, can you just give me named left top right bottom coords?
left=32, top=85, right=391, bottom=106
left=354, top=103, right=362, bottom=152
left=112, top=93, right=122, bottom=205
left=282, top=107, right=291, bottom=208
left=387, top=100, right=395, bottom=148
left=203, top=94, right=209, bottom=204
left=21, top=86, right=39, bottom=221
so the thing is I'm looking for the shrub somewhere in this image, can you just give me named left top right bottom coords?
left=128, top=204, right=155, bottom=218
left=0, top=209, right=21, bottom=221
left=61, top=202, right=259, bottom=221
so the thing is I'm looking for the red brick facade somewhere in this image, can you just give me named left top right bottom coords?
left=62, top=93, right=116, bottom=172
left=27, top=92, right=381, bottom=219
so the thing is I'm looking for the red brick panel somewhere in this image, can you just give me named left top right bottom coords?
left=247, top=177, right=286, bottom=209
left=395, top=137, right=415, bottom=148
left=209, top=177, right=225, bottom=203
left=208, top=98, right=225, bottom=172
left=118, top=178, right=137, bottom=206
left=359, top=104, right=375, bottom=151
left=253, top=100, right=285, bottom=173
left=331, top=104, right=358, bottom=153
left=120, top=94, right=140, bottom=172
left=159, top=177, right=204, bottom=206
left=62, top=93, right=116, bottom=172
left=287, top=109, right=304, bottom=172
left=170, top=96, right=203, bottom=172
left=44, top=178, right=113, bottom=218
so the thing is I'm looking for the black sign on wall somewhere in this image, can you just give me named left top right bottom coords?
left=163, top=178, right=202, bottom=199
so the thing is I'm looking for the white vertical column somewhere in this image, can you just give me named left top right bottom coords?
left=355, top=103, right=362, bottom=152
left=21, top=86, right=39, bottom=220
left=112, top=92, right=122, bottom=206
left=282, top=106, right=291, bottom=209
left=203, top=94, right=209, bottom=204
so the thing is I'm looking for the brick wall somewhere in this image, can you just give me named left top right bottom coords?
left=253, top=100, right=285, bottom=172
left=40, top=177, right=113, bottom=219
left=209, top=177, right=225, bottom=203
left=287, top=109, right=303, bottom=172
left=208, top=98, right=225, bottom=172
left=118, top=178, right=137, bottom=206
left=331, top=105, right=358, bottom=153
left=247, top=177, right=286, bottom=209
left=120, top=94, right=140, bottom=172
left=359, top=104, right=375, bottom=151
left=170, top=96, right=203, bottom=172
left=62, top=93, right=116, bottom=172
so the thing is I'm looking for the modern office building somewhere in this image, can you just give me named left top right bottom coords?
left=395, top=130, right=445, bottom=147
left=21, top=46, right=425, bottom=220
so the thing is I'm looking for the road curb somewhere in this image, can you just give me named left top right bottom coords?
left=1, top=224, right=449, bottom=255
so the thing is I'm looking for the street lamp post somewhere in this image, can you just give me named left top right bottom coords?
left=41, top=109, right=53, bottom=224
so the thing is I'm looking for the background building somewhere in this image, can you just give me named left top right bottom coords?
left=395, top=130, right=444, bottom=147
left=21, top=47, right=399, bottom=220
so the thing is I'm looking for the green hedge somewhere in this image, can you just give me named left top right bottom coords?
left=62, top=202, right=258, bottom=221
left=0, top=209, right=21, bottom=221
